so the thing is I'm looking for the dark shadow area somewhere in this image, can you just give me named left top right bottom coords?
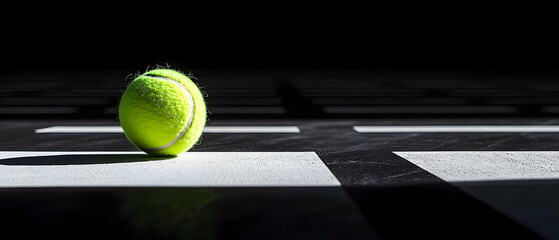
left=0, top=154, right=174, bottom=166
left=0, top=183, right=551, bottom=239
left=0, top=187, right=376, bottom=240
left=453, top=179, right=559, bottom=240
left=345, top=181, right=546, bottom=240
left=274, top=77, right=324, bottom=118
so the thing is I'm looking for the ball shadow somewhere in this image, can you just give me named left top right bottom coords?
left=0, top=154, right=175, bottom=166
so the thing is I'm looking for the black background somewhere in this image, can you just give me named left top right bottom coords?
left=2, top=4, right=557, bottom=71
left=1, top=4, right=558, bottom=120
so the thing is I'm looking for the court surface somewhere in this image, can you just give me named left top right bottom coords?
left=1, top=118, right=558, bottom=239
left=1, top=70, right=559, bottom=239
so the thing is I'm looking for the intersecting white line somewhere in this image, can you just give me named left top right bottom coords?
left=354, top=125, right=559, bottom=133
left=0, top=151, right=339, bottom=187
left=394, top=151, right=559, bottom=239
left=35, top=126, right=300, bottom=134
left=394, top=151, right=559, bottom=182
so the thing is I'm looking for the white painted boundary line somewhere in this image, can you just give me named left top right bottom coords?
left=35, top=126, right=300, bottom=134
left=36, top=126, right=123, bottom=133
left=394, top=151, right=559, bottom=182
left=395, top=151, right=559, bottom=239
left=203, top=126, right=300, bottom=133
left=0, top=151, right=339, bottom=187
left=354, top=125, right=559, bottom=133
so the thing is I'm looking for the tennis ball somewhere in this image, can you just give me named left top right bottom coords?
left=118, top=68, right=206, bottom=156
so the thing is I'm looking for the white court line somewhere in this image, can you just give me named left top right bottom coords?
left=354, top=125, right=559, bottom=133
left=0, top=151, right=339, bottom=187
left=35, top=126, right=300, bottom=134
left=394, top=151, right=559, bottom=182
left=203, top=126, right=300, bottom=133
left=395, top=151, right=559, bottom=239
left=35, top=126, right=124, bottom=133
left=324, top=106, right=518, bottom=114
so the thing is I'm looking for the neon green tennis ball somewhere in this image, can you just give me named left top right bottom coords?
left=118, top=68, right=206, bottom=156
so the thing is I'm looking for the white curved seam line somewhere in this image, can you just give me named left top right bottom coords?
left=143, top=75, right=195, bottom=152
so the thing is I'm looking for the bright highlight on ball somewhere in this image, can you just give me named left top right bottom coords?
left=118, top=68, right=206, bottom=156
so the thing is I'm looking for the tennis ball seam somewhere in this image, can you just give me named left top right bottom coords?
left=139, top=74, right=195, bottom=153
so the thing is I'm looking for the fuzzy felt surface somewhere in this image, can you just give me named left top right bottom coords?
left=119, top=69, right=207, bottom=156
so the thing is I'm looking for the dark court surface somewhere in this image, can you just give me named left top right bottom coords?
left=1, top=118, right=558, bottom=239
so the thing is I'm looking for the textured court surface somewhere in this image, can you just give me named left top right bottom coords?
left=1, top=119, right=559, bottom=239
left=2, top=69, right=559, bottom=239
